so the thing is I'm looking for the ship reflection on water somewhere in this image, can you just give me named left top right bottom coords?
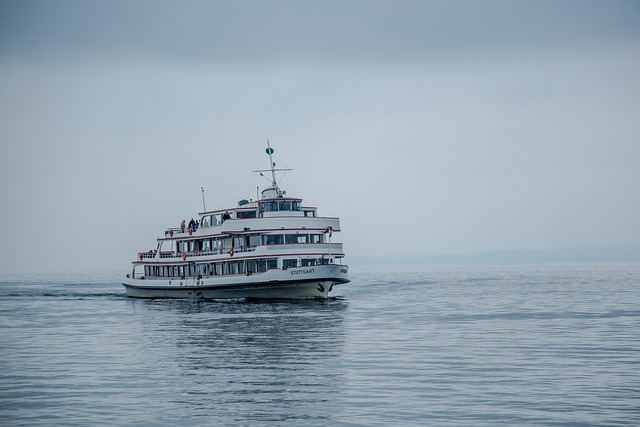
left=129, top=298, right=348, bottom=424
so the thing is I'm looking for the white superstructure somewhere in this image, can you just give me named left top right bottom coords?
left=122, top=143, right=349, bottom=299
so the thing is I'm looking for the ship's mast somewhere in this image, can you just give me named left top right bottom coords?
left=266, top=139, right=277, bottom=189
left=254, top=141, right=292, bottom=199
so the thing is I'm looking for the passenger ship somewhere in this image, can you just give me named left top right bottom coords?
left=122, top=144, right=349, bottom=299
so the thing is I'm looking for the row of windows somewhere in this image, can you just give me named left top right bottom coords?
left=265, top=234, right=325, bottom=245
left=144, top=257, right=332, bottom=278
left=199, top=210, right=256, bottom=227
left=171, top=233, right=326, bottom=253
left=199, top=203, right=317, bottom=228
left=146, top=259, right=279, bottom=278
left=200, top=207, right=318, bottom=228
left=282, top=258, right=331, bottom=268
left=261, top=200, right=301, bottom=212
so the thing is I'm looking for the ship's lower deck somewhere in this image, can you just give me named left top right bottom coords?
left=122, top=264, right=349, bottom=299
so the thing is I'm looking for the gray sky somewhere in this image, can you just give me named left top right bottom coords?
left=1, top=0, right=639, bottom=273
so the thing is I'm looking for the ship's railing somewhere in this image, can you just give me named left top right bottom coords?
left=153, top=246, right=257, bottom=260
left=138, top=251, right=157, bottom=260
left=138, top=242, right=343, bottom=262
left=164, top=227, right=199, bottom=237
left=263, top=242, right=344, bottom=253
left=165, top=227, right=183, bottom=237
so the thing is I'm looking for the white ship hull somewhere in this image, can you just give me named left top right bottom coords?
left=123, top=264, right=349, bottom=299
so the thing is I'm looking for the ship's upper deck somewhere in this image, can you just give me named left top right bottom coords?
left=160, top=142, right=340, bottom=240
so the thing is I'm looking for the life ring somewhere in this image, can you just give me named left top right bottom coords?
left=182, top=253, right=187, bottom=261
left=188, top=228, right=192, bottom=235
left=229, top=248, right=234, bottom=257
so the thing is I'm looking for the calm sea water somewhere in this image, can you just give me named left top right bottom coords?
left=1, top=263, right=638, bottom=426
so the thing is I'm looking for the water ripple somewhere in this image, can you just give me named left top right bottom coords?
left=1, top=263, right=639, bottom=426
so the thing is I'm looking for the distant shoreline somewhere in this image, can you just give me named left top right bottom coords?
left=349, top=245, right=640, bottom=265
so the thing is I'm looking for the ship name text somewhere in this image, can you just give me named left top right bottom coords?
left=291, top=268, right=315, bottom=275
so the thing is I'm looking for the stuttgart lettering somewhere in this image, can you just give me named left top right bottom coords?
left=291, top=268, right=315, bottom=275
